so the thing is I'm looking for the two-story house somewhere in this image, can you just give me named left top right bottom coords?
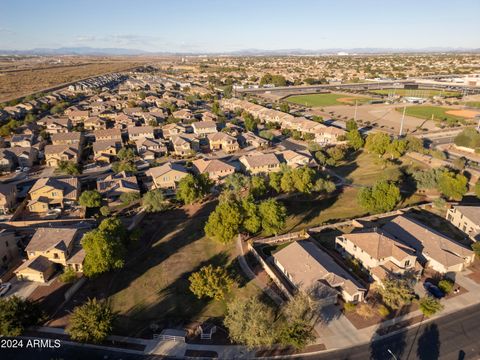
left=27, top=177, right=80, bottom=213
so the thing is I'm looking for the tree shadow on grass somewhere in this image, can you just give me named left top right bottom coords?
left=117, top=251, right=231, bottom=337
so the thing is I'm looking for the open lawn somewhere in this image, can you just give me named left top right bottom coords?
left=466, top=101, right=480, bottom=109
left=286, top=93, right=373, bottom=107
left=372, top=89, right=460, bottom=98
left=52, top=201, right=263, bottom=337
left=282, top=151, right=427, bottom=233
left=397, top=105, right=467, bottom=125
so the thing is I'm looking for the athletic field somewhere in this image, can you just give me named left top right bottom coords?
left=372, top=88, right=460, bottom=98
left=286, top=93, right=373, bottom=107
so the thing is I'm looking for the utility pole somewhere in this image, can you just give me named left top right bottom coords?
left=399, top=105, right=406, bottom=137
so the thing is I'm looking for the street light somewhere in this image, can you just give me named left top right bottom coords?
left=387, top=349, right=398, bottom=360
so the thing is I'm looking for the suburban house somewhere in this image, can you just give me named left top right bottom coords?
left=92, top=140, right=121, bottom=163
left=10, top=134, right=35, bottom=147
left=192, top=121, right=218, bottom=136
left=15, top=227, right=84, bottom=282
left=170, top=134, right=199, bottom=156
left=172, top=108, right=194, bottom=121
left=277, top=150, right=315, bottom=168
left=44, top=144, right=79, bottom=167
left=273, top=240, right=366, bottom=305
left=68, top=110, right=90, bottom=125
left=207, top=132, right=239, bottom=153
left=192, top=158, right=236, bottom=181
left=27, top=177, right=80, bottom=213
left=44, top=117, right=72, bottom=134
left=147, top=162, right=189, bottom=190
left=50, top=132, right=83, bottom=146
left=239, top=153, right=281, bottom=174
left=6, top=147, right=37, bottom=168
left=97, top=171, right=140, bottom=205
left=446, top=205, right=480, bottom=241
left=162, top=123, right=185, bottom=139
left=335, top=229, right=419, bottom=284
left=135, top=138, right=167, bottom=160
left=128, top=126, right=155, bottom=141
left=0, top=183, right=17, bottom=215
left=84, top=116, right=107, bottom=131
left=0, top=230, right=21, bottom=276
left=238, top=132, right=269, bottom=148
left=382, top=215, right=475, bottom=274
left=94, top=128, right=122, bottom=142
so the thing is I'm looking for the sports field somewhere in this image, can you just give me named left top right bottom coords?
left=372, top=88, right=460, bottom=98
left=286, top=93, right=373, bottom=107
left=396, top=105, right=466, bottom=125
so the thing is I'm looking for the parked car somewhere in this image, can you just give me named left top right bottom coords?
left=0, top=282, right=11, bottom=297
left=424, top=281, right=444, bottom=298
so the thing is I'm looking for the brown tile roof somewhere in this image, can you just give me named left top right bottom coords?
left=29, top=177, right=79, bottom=200
left=26, top=227, right=78, bottom=253
left=273, top=240, right=365, bottom=297
left=147, top=162, right=188, bottom=178
left=15, top=255, right=53, bottom=273
left=241, top=153, right=280, bottom=168
left=51, top=132, right=82, bottom=143
left=192, top=158, right=235, bottom=174
left=382, top=215, right=473, bottom=268
left=453, top=206, right=480, bottom=225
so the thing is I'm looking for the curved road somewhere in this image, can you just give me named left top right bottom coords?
left=3, top=303, right=480, bottom=360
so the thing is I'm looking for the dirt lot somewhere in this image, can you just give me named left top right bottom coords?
left=0, top=58, right=146, bottom=102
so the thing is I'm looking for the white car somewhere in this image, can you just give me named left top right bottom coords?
left=0, top=282, right=11, bottom=297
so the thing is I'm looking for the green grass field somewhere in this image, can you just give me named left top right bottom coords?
left=372, top=88, right=460, bottom=98
left=466, top=101, right=480, bottom=109
left=396, top=105, right=466, bottom=125
left=286, top=93, right=373, bottom=107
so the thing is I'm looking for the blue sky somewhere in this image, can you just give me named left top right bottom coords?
left=1, top=0, right=479, bottom=52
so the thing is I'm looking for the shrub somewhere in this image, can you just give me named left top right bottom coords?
left=419, top=296, right=443, bottom=317
left=59, top=267, right=77, bottom=283
left=356, top=303, right=375, bottom=319
left=343, top=302, right=357, bottom=312
left=438, top=279, right=454, bottom=295
left=377, top=304, right=390, bottom=317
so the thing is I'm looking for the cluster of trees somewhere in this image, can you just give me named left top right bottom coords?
left=0, top=296, right=43, bottom=336
left=224, top=293, right=316, bottom=349
left=242, top=111, right=260, bottom=132
left=205, top=195, right=286, bottom=243
left=176, top=173, right=213, bottom=204
left=454, top=128, right=480, bottom=150
left=82, top=217, right=128, bottom=277
left=269, top=166, right=336, bottom=195
left=259, top=73, right=287, bottom=87
left=79, top=190, right=102, bottom=208
left=112, top=148, right=136, bottom=174
left=357, top=180, right=401, bottom=213
left=413, top=167, right=468, bottom=201
left=365, top=132, right=408, bottom=159
left=345, top=120, right=365, bottom=150
left=142, top=189, right=169, bottom=212
left=315, top=146, right=348, bottom=167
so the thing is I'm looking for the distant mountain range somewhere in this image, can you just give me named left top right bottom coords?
left=1, top=46, right=479, bottom=56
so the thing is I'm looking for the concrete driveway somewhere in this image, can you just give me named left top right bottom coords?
left=6, top=278, right=39, bottom=299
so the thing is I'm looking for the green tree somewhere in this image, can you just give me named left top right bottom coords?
left=406, top=135, right=424, bottom=153
left=224, top=173, right=249, bottom=193
left=0, top=296, right=43, bottom=336
left=378, top=278, right=414, bottom=310
left=58, top=160, right=81, bottom=175
left=419, top=296, right=444, bottom=317
left=437, top=171, right=467, bottom=201
left=346, top=129, right=364, bottom=150
left=269, top=171, right=283, bottom=193
left=291, top=167, right=316, bottom=194
left=250, top=175, right=267, bottom=198
left=279, top=102, right=290, bottom=113
left=67, top=298, right=114, bottom=343
left=387, top=139, right=408, bottom=159
left=100, top=206, right=110, bottom=216
left=365, top=132, right=391, bottom=156
left=326, top=146, right=346, bottom=164
left=189, top=265, right=234, bottom=300
left=142, top=189, right=168, bottom=212
left=314, top=178, right=336, bottom=193
left=357, top=180, right=401, bottom=213
left=346, top=119, right=358, bottom=131
left=241, top=196, right=262, bottom=234
left=82, top=218, right=127, bottom=277
left=242, top=111, right=258, bottom=132
left=258, top=198, right=286, bottom=235
left=224, top=297, right=275, bottom=348
left=176, top=174, right=212, bottom=204
left=119, top=192, right=140, bottom=205
left=59, top=267, right=77, bottom=283
left=79, top=190, right=102, bottom=208
left=475, top=180, right=480, bottom=198
left=205, top=200, right=243, bottom=243
left=438, top=279, right=454, bottom=294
